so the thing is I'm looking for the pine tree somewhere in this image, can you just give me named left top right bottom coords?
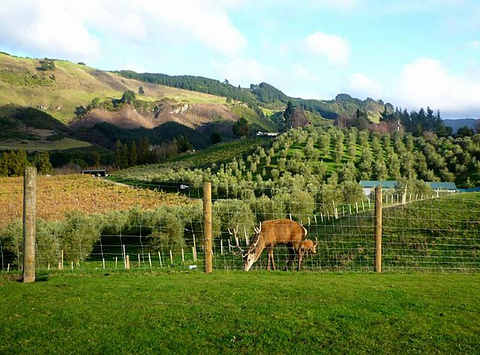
left=33, top=151, right=52, bottom=175
left=233, top=117, right=250, bottom=137
left=91, top=151, right=101, bottom=167
left=138, top=138, right=153, bottom=165
left=283, top=100, right=294, bottom=123
left=115, top=140, right=129, bottom=169
left=129, top=141, right=138, bottom=166
left=0, top=154, right=7, bottom=176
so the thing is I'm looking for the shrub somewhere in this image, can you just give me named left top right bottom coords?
left=60, top=212, right=102, bottom=263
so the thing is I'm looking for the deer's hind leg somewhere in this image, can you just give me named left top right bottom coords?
left=267, top=245, right=276, bottom=270
left=285, top=244, right=295, bottom=271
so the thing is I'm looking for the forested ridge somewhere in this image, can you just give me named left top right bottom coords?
left=116, top=70, right=392, bottom=121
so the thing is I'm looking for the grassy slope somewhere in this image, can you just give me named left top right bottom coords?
left=0, top=53, right=231, bottom=124
left=109, top=138, right=269, bottom=184
left=0, top=53, right=276, bottom=152
left=0, top=272, right=479, bottom=354
left=310, top=192, right=480, bottom=271
left=0, top=137, right=91, bottom=151
left=115, top=126, right=479, bottom=187
left=168, top=138, right=268, bottom=166
left=109, top=129, right=355, bottom=182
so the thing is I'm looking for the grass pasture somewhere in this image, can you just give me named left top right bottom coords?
left=0, top=272, right=479, bottom=354
left=0, top=137, right=91, bottom=151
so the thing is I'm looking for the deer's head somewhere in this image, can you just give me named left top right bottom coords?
left=230, top=224, right=263, bottom=271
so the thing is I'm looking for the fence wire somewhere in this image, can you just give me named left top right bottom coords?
left=1, top=175, right=479, bottom=273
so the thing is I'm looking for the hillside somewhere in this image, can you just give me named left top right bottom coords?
left=117, top=71, right=394, bottom=122
left=443, top=118, right=479, bottom=133
left=0, top=52, right=231, bottom=124
left=112, top=125, right=480, bottom=189
left=0, top=52, right=277, bottom=150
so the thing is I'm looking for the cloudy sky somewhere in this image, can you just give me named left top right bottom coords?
left=1, top=0, right=480, bottom=118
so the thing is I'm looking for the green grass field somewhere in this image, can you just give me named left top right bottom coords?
left=168, top=138, right=267, bottom=166
left=1, top=272, right=479, bottom=354
left=0, top=137, right=91, bottom=151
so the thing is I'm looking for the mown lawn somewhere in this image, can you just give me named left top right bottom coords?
left=1, top=272, right=479, bottom=354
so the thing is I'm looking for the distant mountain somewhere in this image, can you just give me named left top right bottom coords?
left=117, top=70, right=394, bottom=122
left=443, top=118, right=479, bottom=133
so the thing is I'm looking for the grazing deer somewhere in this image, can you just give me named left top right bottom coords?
left=298, top=238, right=318, bottom=270
left=300, top=238, right=317, bottom=257
left=231, top=219, right=307, bottom=271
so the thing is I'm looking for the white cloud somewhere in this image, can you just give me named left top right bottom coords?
left=0, top=0, right=247, bottom=63
left=293, top=65, right=317, bottom=81
left=348, top=73, right=383, bottom=99
left=304, top=31, right=350, bottom=66
left=212, top=58, right=277, bottom=86
left=0, top=0, right=100, bottom=62
left=395, top=57, right=480, bottom=117
left=138, top=0, right=247, bottom=57
left=469, top=40, right=480, bottom=49
left=81, top=1, right=148, bottom=43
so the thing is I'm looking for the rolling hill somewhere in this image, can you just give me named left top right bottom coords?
left=443, top=118, right=479, bottom=133
left=0, top=52, right=279, bottom=150
left=0, top=51, right=397, bottom=155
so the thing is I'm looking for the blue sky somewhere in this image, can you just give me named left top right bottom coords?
left=1, top=0, right=480, bottom=118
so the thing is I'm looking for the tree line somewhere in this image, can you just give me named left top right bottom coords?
left=0, top=150, right=52, bottom=176
left=380, top=106, right=451, bottom=137
left=116, top=71, right=266, bottom=118
left=113, top=136, right=193, bottom=169
left=114, top=125, right=480, bottom=193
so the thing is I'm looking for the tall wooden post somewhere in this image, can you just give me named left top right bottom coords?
left=203, top=182, right=213, bottom=273
left=23, top=167, right=37, bottom=283
left=374, top=186, right=382, bottom=273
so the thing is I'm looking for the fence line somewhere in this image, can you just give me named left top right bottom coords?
left=0, top=176, right=479, bottom=274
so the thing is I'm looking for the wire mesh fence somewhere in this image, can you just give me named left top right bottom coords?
left=1, top=174, right=479, bottom=274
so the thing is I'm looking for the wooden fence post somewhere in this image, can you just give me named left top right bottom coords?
left=23, top=167, right=37, bottom=283
left=374, top=186, right=382, bottom=273
left=59, top=250, right=64, bottom=270
left=204, top=182, right=213, bottom=273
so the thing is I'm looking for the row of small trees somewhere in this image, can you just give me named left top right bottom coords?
left=0, top=178, right=428, bottom=266
left=114, top=125, right=480, bottom=192
left=0, top=150, right=52, bottom=177
left=0, top=176, right=435, bottom=269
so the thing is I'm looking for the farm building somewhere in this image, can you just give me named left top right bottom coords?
left=359, top=180, right=458, bottom=196
left=359, top=181, right=398, bottom=196
left=427, top=182, right=458, bottom=192
left=82, top=168, right=107, bottom=177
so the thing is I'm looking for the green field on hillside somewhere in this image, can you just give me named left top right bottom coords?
left=0, top=52, right=233, bottom=124
left=1, top=272, right=478, bottom=354
left=0, top=137, right=91, bottom=151
left=168, top=138, right=268, bottom=166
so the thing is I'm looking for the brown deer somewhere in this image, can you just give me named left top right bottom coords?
left=300, top=238, right=317, bottom=257
left=298, top=239, right=318, bottom=270
left=232, top=219, right=308, bottom=271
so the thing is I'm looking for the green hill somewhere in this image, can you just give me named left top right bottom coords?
left=0, top=52, right=233, bottom=124
left=117, top=71, right=393, bottom=122
left=112, top=125, right=480, bottom=189
left=0, top=52, right=275, bottom=151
